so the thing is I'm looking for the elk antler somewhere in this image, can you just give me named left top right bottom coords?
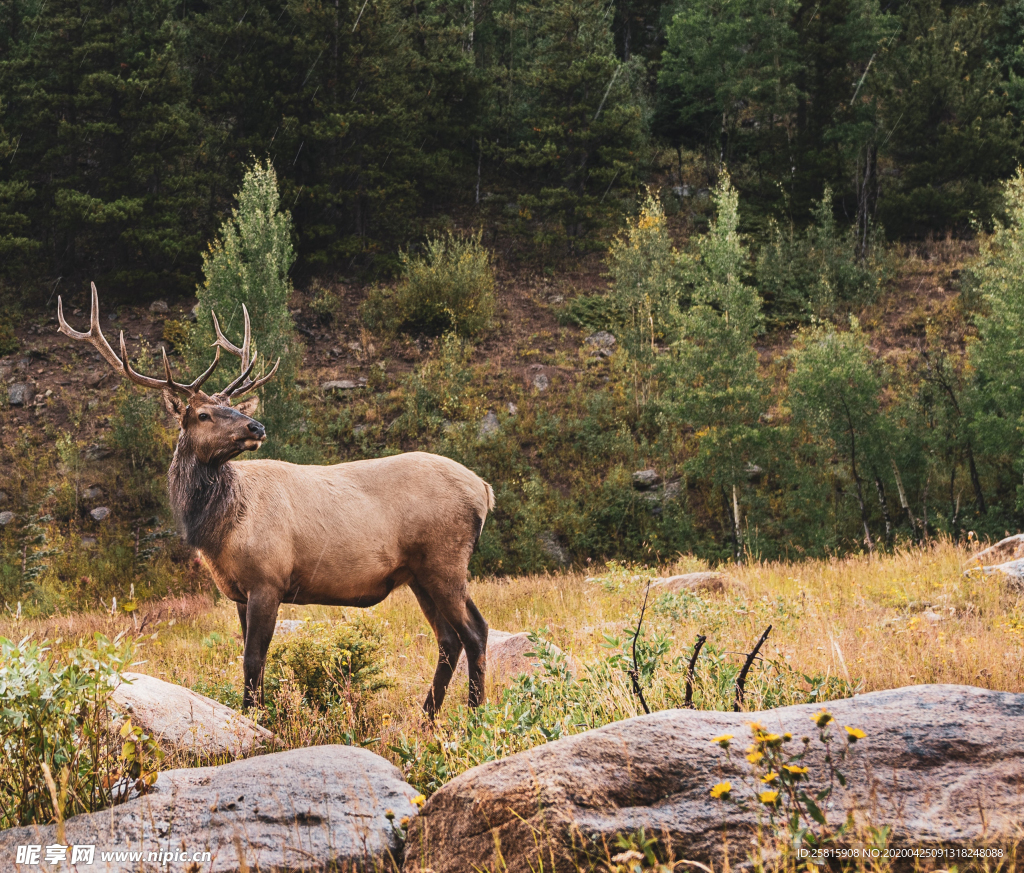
left=57, top=282, right=221, bottom=399
left=211, top=304, right=280, bottom=399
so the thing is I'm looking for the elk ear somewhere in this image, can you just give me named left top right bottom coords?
left=234, top=396, right=259, bottom=418
left=163, top=389, right=187, bottom=424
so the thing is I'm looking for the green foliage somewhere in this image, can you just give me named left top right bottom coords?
left=110, top=384, right=168, bottom=473
left=266, top=619, right=391, bottom=711
left=667, top=176, right=766, bottom=558
left=362, top=232, right=495, bottom=338
left=188, top=160, right=300, bottom=444
left=970, top=168, right=1024, bottom=509
left=788, top=319, right=885, bottom=549
left=0, top=633, right=136, bottom=828
left=0, top=318, right=18, bottom=356
left=756, top=189, right=888, bottom=322
left=394, top=332, right=480, bottom=435
left=607, top=192, right=679, bottom=409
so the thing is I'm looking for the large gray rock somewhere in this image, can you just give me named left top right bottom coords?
left=970, top=533, right=1024, bottom=567
left=2, top=746, right=419, bottom=872
left=89, top=506, right=111, bottom=522
left=478, top=410, right=499, bottom=437
left=538, top=531, right=570, bottom=566
left=631, top=469, right=661, bottom=490
left=111, top=673, right=273, bottom=759
left=322, top=379, right=360, bottom=391
left=404, top=685, right=1024, bottom=873
left=8, top=381, right=34, bottom=406
left=0, top=511, right=14, bottom=526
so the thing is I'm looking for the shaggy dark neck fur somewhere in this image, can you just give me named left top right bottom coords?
left=168, top=435, right=237, bottom=554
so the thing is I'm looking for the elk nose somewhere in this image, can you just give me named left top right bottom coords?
left=247, top=421, right=265, bottom=438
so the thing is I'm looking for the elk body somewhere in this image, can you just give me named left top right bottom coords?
left=59, top=285, right=492, bottom=715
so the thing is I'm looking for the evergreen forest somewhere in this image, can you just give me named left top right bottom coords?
left=5, top=0, right=1024, bottom=604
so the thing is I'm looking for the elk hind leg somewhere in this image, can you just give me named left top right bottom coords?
left=425, top=580, right=488, bottom=709
left=242, top=589, right=280, bottom=709
left=409, top=582, right=464, bottom=718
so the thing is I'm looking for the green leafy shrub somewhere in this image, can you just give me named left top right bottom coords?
left=266, top=619, right=391, bottom=711
left=0, top=633, right=137, bottom=828
left=161, top=318, right=192, bottom=352
left=393, top=332, right=480, bottom=436
left=756, top=188, right=889, bottom=320
left=110, top=383, right=168, bottom=472
left=0, top=317, right=18, bottom=356
left=362, top=231, right=495, bottom=338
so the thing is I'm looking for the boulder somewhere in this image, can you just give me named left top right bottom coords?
left=478, top=410, right=499, bottom=437
left=0, top=511, right=14, bottom=526
left=323, top=379, right=360, bottom=391
left=651, top=571, right=729, bottom=594
left=82, top=485, right=104, bottom=500
left=970, top=533, right=1024, bottom=567
left=974, top=558, right=1024, bottom=592
left=85, top=369, right=113, bottom=389
left=584, top=331, right=616, bottom=351
left=8, top=381, right=34, bottom=406
left=89, top=506, right=111, bottom=522
left=631, top=469, right=661, bottom=490
left=533, top=372, right=549, bottom=391
left=404, top=685, right=1024, bottom=873
left=111, top=673, right=273, bottom=759
left=455, top=629, right=577, bottom=681
left=83, top=441, right=114, bottom=461
left=149, top=300, right=169, bottom=314
left=2, top=746, right=419, bottom=872
left=538, top=531, right=570, bottom=566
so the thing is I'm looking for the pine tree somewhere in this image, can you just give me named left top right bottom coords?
left=667, top=176, right=765, bottom=560
left=189, top=160, right=299, bottom=446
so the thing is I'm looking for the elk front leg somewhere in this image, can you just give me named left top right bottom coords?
left=236, top=602, right=247, bottom=645
left=242, top=589, right=280, bottom=709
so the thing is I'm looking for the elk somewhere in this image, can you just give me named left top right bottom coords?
left=58, top=284, right=492, bottom=715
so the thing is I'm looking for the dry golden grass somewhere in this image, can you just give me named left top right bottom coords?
left=2, top=538, right=1022, bottom=763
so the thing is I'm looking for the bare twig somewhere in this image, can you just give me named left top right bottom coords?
left=684, top=634, right=706, bottom=709
left=628, top=580, right=652, bottom=715
left=734, top=625, right=772, bottom=712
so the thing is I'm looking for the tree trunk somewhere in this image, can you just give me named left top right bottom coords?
left=873, top=472, right=893, bottom=547
left=966, top=441, right=987, bottom=515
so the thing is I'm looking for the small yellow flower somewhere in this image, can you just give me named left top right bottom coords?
left=400, top=816, right=410, bottom=828
left=761, top=772, right=779, bottom=784
left=811, top=710, right=833, bottom=728
left=760, top=732, right=784, bottom=747
left=783, top=764, right=809, bottom=776
left=412, top=794, right=426, bottom=808
left=710, top=781, right=732, bottom=799
left=711, top=733, right=734, bottom=748
left=746, top=750, right=764, bottom=765
left=844, top=726, right=866, bottom=742
left=758, top=789, right=780, bottom=805
left=783, top=732, right=792, bottom=741
left=385, top=808, right=395, bottom=821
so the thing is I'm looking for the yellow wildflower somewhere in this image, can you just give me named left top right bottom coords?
left=844, top=726, right=866, bottom=742
left=400, top=817, right=410, bottom=828
left=385, top=809, right=395, bottom=821
left=811, top=710, right=833, bottom=728
left=710, top=781, right=732, bottom=799
left=760, top=772, right=779, bottom=784
left=746, top=750, right=764, bottom=765
left=783, top=764, right=809, bottom=776
left=758, top=789, right=780, bottom=805
left=711, top=733, right=734, bottom=748
left=412, top=794, right=427, bottom=808
left=760, top=732, right=784, bottom=747
left=748, top=721, right=766, bottom=733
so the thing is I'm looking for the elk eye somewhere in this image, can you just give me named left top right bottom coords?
left=198, top=412, right=210, bottom=421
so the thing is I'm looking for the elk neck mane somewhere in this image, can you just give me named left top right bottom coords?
left=167, top=434, right=240, bottom=554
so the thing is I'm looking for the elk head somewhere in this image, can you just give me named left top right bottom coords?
left=58, top=283, right=280, bottom=467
